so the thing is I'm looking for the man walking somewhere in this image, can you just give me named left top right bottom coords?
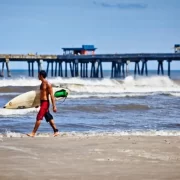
left=27, top=70, right=59, bottom=137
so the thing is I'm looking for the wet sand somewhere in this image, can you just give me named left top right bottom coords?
left=0, top=135, right=180, bottom=180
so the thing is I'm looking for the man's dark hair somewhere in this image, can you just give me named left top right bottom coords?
left=39, top=70, right=47, bottom=78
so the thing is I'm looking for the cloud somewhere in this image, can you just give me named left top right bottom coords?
left=93, top=1, right=148, bottom=10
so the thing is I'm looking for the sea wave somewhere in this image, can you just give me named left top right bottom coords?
left=0, top=76, right=180, bottom=97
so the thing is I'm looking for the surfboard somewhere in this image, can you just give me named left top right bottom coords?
left=4, top=87, right=70, bottom=109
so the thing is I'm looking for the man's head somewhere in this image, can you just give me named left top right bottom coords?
left=38, top=70, right=47, bottom=80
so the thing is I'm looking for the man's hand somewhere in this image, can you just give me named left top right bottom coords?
left=53, top=106, right=57, bottom=113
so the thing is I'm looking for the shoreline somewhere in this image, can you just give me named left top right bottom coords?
left=1, top=130, right=180, bottom=138
left=0, top=135, right=180, bottom=180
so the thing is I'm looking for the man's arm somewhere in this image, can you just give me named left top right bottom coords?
left=48, top=83, right=57, bottom=112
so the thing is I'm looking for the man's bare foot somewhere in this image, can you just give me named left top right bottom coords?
left=27, top=133, right=35, bottom=137
left=54, top=132, right=60, bottom=137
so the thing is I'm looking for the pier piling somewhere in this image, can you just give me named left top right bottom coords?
left=0, top=62, right=4, bottom=77
left=51, top=62, right=54, bottom=77
left=5, top=60, right=11, bottom=77
left=141, top=59, right=148, bottom=76
left=111, top=61, right=125, bottom=78
left=157, top=60, right=164, bottom=75
left=27, top=61, right=34, bottom=77
left=167, top=60, right=171, bottom=77
left=134, top=61, right=140, bottom=76
left=46, top=61, right=50, bottom=77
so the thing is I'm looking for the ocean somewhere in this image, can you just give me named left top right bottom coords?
left=0, top=69, right=180, bottom=137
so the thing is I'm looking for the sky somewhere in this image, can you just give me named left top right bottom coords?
left=0, top=0, right=179, bottom=70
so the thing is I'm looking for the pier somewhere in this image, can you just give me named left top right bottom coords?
left=0, top=45, right=180, bottom=78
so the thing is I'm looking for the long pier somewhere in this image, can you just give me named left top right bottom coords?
left=0, top=53, right=180, bottom=78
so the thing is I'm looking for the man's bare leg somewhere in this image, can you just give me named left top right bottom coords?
left=27, top=120, right=41, bottom=137
left=49, top=119, right=59, bottom=137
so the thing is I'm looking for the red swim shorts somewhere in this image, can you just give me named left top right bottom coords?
left=36, top=100, right=50, bottom=120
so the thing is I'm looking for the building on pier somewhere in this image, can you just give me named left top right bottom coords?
left=62, top=45, right=97, bottom=55
left=60, top=45, right=101, bottom=78
left=174, top=44, right=180, bottom=53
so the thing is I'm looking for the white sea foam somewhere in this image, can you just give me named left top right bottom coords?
left=168, top=92, right=180, bottom=97
left=1, top=130, right=180, bottom=138
left=68, top=93, right=150, bottom=99
left=4, top=131, right=23, bottom=138
left=0, top=108, right=39, bottom=116
left=0, top=93, right=20, bottom=96
left=64, top=76, right=180, bottom=96
left=0, top=77, right=40, bottom=87
left=0, top=76, right=180, bottom=97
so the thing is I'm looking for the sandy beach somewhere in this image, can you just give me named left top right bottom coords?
left=0, top=135, right=179, bottom=180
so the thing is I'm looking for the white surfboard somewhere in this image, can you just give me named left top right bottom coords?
left=4, top=87, right=70, bottom=109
